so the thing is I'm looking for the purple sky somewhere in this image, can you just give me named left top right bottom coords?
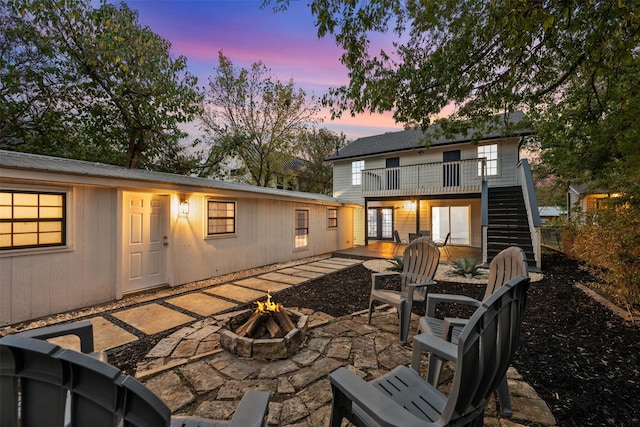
left=117, top=0, right=404, bottom=141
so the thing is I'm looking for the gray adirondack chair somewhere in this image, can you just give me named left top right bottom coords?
left=368, top=237, right=440, bottom=344
left=15, top=319, right=108, bottom=362
left=413, top=246, right=528, bottom=416
left=329, top=275, right=530, bottom=427
left=0, top=333, right=269, bottom=427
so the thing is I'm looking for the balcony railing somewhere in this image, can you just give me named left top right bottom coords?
left=362, top=159, right=486, bottom=197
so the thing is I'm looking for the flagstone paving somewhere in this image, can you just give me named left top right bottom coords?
left=258, top=272, right=309, bottom=285
left=112, top=303, right=196, bottom=335
left=233, top=277, right=292, bottom=292
left=138, top=308, right=556, bottom=427
left=166, top=293, right=238, bottom=317
left=204, top=284, right=267, bottom=302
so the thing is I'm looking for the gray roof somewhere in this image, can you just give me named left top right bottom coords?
left=0, top=150, right=339, bottom=204
left=539, top=206, right=566, bottom=217
left=328, top=111, right=533, bottom=161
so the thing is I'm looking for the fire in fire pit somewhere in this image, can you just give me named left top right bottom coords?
left=220, top=293, right=308, bottom=359
left=237, top=293, right=296, bottom=339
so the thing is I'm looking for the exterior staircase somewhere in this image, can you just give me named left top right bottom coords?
left=487, top=186, right=538, bottom=271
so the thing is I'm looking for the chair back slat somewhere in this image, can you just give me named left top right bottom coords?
left=0, top=335, right=172, bottom=427
left=57, top=348, right=124, bottom=427
left=401, top=237, right=440, bottom=300
left=484, top=246, right=528, bottom=299
left=443, top=275, right=530, bottom=423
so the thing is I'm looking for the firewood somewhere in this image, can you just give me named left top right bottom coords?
left=265, top=316, right=284, bottom=338
left=236, top=310, right=266, bottom=337
left=275, top=304, right=296, bottom=333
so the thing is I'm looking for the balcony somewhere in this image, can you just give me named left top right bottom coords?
left=362, top=159, right=486, bottom=198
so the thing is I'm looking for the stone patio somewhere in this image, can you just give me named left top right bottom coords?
left=138, top=307, right=556, bottom=427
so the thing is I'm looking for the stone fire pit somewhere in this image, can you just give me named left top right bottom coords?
left=219, top=308, right=308, bottom=359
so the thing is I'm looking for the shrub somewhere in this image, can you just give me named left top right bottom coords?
left=452, top=257, right=481, bottom=277
left=570, top=202, right=640, bottom=312
left=387, top=255, right=404, bottom=272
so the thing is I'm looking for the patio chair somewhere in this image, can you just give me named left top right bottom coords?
left=15, top=319, right=107, bottom=362
left=408, top=232, right=421, bottom=242
left=434, top=232, right=451, bottom=260
left=329, top=275, right=531, bottom=427
left=413, top=246, right=528, bottom=417
left=392, top=230, right=408, bottom=255
left=419, top=230, right=431, bottom=238
left=368, top=237, right=440, bottom=344
left=0, top=334, right=269, bottom=427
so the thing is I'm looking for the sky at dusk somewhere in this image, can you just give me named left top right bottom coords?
left=114, top=0, right=405, bottom=141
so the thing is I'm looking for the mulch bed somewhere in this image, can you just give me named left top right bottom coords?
left=109, top=252, right=639, bottom=426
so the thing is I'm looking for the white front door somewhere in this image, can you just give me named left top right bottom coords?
left=123, top=193, right=168, bottom=293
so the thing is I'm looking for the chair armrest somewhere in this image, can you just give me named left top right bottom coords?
left=329, top=367, right=425, bottom=427
left=229, top=390, right=270, bottom=427
left=425, top=293, right=481, bottom=317
left=412, top=334, right=457, bottom=362
left=371, top=272, right=400, bottom=290
left=17, top=320, right=95, bottom=354
left=442, top=317, right=469, bottom=342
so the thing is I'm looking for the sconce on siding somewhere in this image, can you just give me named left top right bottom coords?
left=179, top=200, right=190, bottom=216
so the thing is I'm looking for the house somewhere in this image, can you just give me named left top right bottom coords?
left=538, top=206, right=567, bottom=223
left=567, top=183, right=621, bottom=221
left=0, top=150, right=355, bottom=325
left=213, top=148, right=310, bottom=192
left=327, top=112, right=541, bottom=270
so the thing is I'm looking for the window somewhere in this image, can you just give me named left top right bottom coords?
left=432, top=206, right=470, bottom=245
left=0, top=191, right=66, bottom=250
left=294, top=209, right=309, bottom=248
left=478, top=144, right=498, bottom=176
left=207, top=200, right=236, bottom=235
left=351, top=160, right=365, bottom=185
left=327, top=208, right=338, bottom=228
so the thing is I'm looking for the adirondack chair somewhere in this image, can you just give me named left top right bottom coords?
left=15, top=319, right=108, bottom=362
left=368, top=237, right=440, bottom=344
left=413, top=246, right=528, bottom=417
left=434, top=232, right=451, bottom=260
left=0, top=334, right=269, bottom=427
left=329, top=275, right=530, bottom=427
left=393, top=230, right=408, bottom=255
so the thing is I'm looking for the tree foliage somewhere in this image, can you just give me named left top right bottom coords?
left=265, top=0, right=640, bottom=199
left=297, top=128, right=346, bottom=195
left=1, top=0, right=203, bottom=170
left=200, top=52, right=321, bottom=187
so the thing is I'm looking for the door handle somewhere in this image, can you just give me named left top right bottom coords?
left=163, top=236, right=168, bottom=246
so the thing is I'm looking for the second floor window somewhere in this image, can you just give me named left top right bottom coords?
left=294, top=209, right=309, bottom=248
left=352, top=160, right=365, bottom=185
left=207, top=200, right=236, bottom=235
left=478, top=144, right=498, bottom=176
left=0, top=191, right=66, bottom=250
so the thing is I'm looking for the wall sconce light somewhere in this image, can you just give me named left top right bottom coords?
left=403, top=200, right=417, bottom=211
left=179, top=200, right=189, bottom=216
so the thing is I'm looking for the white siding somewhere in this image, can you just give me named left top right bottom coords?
left=170, top=196, right=352, bottom=285
left=1, top=172, right=352, bottom=326
left=0, top=185, right=117, bottom=325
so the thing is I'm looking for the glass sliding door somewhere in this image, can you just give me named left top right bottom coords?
left=431, top=205, right=470, bottom=245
